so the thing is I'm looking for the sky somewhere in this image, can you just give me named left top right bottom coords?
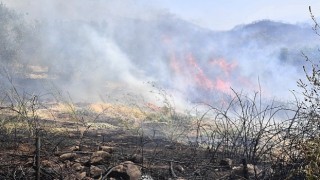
left=2, top=0, right=320, bottom=30
left=144, top=0, right=320, bottom=30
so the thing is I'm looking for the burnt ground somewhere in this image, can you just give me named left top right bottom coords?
left=0, top=114, right=239, bottom=180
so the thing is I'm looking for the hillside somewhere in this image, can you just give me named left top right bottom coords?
left=1, top=4, right=319, bottom=104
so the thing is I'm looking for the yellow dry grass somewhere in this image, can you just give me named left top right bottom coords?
left=35, top=109, right=54, bottom=119
left=50, top=103, right=76, bottom=113
left=89, top=103, right=147, bottom=120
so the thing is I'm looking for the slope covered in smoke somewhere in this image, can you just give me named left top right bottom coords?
left=0, top=3, right=319, bottom=105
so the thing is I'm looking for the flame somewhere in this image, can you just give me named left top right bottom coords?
left=169, top=53, right=182, bottom=75
left=210, top=58, right=237, bottom=76
left=169, top=51, right=255, bottom=95
left=187, top=53, right=214, bottom=90
left=145, top=102, right=161, bottom=112
left=215, top=78, right=231, bottom=92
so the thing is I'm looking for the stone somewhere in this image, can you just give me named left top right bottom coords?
left=76, top=172, right=87, bottom=180
left=75, top=156, right=91, bottom=164
left=72, top=163, right=84, bottom=171
left=108, top=161, right=142, bottom=180
left=69, top=145, right=80, bottom=151
left=59, top=153, right=77, bottom=161
left=99, top=146, right=114, bottom=153
left=90, top=165, right=103, bottom=178
left=90, top=156, right=104, bottom=165
left=90, top=151, right=111, bottom=164
left=92, top=151, right=111, bottom=159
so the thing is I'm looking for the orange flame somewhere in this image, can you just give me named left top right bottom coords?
left=187, top=53, right=214, bottom=90
left=169, top=53, right=182, bottom=75
left=215, top=78, right=231, bottom=92
left=169, top=52, right=250, bottom=94
left=210, top=58, right=237, bottom=76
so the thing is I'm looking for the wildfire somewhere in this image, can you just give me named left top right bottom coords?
left=169, top=53, right=182, bottom=75
left=215, top=78, right=231, bottom=92
left=210, top=58, right=237, bottom=76
left=145, top=102, right=161, bottom=112
left=168, top=51, right=255, bottom=96
left=187, top=53, right=214, bottom=90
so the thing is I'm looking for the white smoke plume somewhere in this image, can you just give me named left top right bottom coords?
left=0, top=0, right=319, bottom=108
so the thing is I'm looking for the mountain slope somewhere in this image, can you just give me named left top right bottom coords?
left=0, top=4, right=319, bottom=103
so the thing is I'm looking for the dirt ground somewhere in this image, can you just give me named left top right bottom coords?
left=0, top=117, right=237, bottom=179
left=0, top=102, right=267, bottom=180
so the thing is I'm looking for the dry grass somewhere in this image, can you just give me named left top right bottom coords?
left=89, top=102, right=147, bottom=122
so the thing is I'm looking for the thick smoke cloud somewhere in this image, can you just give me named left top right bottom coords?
left=3, top=0, right=158, bottom=21
left=1, top=0, right=161, bottom=102
left=0, top=1, right=319, bottom=108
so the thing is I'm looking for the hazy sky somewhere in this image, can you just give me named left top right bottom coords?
left=3, top=0, right=320, bottom=30
left=145, top=0, right=320, bottom=30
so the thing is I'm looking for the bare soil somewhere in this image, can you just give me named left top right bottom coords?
left=0, top=110, right=236, bottom=180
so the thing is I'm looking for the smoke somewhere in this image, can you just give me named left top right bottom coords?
left=3, top=0, right=158, bottom=21
left=0, top=1, right=319, bottom=108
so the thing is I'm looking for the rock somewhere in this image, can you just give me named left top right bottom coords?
left=69, top=145, right=80, bottom=151
left=90, top=165, right=103, bottom=178
left=90, top=151, right=111, bottom=164
left=92, top=151, right=111, bottom=159
left=220, top=158, right=233, bottom=169
left=90, top=156, right=104, bottom=165
left=108, top=161, right=142, bottom=180
left=72, top=163, right=84, bottom=171
left=99, top=145, right=114, bottom=153
left=59, top=153, right=77, bottom=161
left=231, top=164, right=261, bottom=179
left=76, top=172, right=87, bottom=180
left=75, top=156, right=91, bottom=164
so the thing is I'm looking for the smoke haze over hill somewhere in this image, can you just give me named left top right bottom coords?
left=0, top=1, right=319, bottom=108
